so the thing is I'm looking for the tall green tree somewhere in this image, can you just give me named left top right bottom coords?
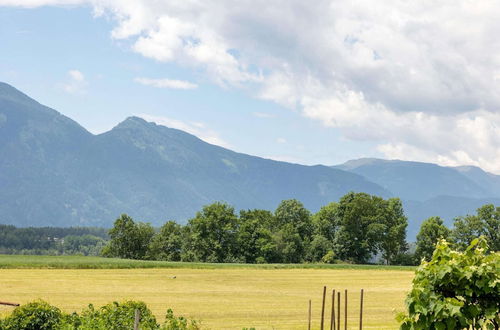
left=274, top=199, right=313, bottom=263
left=103, top=214, right=155, bottom=259
left=185, top=202, right=239, bottom=263
left=452, top=204, right=500, bottom=251
left=147, top=221, right=183, bottom=261
left=308, top=202, right=339, bottom=262
left=375, top=198, right=408, bottom=265
left=237, top=209, right=277, bottom=263
left=415, top=216, right=451, bottom=261
left=312, top=202, right=338, bottom=242
left=333, top=192, right=387, bottom=263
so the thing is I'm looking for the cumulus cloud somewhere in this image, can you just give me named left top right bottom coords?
left=61, top=69, right=87, bottom=94
left=137, top=114, right=231, bottom=149
left=4, top=0, right=500, bottom=172
left=135, top=77, right=197, bottom=90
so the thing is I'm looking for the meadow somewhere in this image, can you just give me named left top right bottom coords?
left=0, top=255, right=415, bottom=329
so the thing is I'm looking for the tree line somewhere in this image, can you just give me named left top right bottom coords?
left=1, top=192, right=497, bottom=264
left=414, top=203, right=499, bottom=261
left=103, top=192, right=499, bottom=265
left=103, top=192, right=408, bottom=264
left=0, top=225, right=108, bottom=256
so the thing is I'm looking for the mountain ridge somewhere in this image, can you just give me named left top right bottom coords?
left=1, top=82, right=499, bottom=240
left=0, top=82, right=389, bottom=228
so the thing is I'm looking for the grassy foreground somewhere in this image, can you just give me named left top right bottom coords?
left=0, top=256, right=415, bottom=329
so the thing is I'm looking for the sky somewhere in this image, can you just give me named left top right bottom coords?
left=1, top=1, right=499, bottom=173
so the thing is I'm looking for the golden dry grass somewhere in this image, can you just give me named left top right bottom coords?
left=0, top=268, right=414, bottom=329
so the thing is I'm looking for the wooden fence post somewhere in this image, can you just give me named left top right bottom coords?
left=359, top=289, right=364, bottom=330
left=308, top=299, right=312, bottom=330
left=330, top=289, right=335, bottom=330
left=337, top=291, right=340, bottom=330
left=321, top=286, right=327, bottom=330
left=134, top=308, right=140, bottom=330
left=344, top=290, right=348, bottom=330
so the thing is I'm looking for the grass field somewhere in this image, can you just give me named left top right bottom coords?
left=0, top=254, right=415, bottom=270
left=0, top=255, right=415, bottom=329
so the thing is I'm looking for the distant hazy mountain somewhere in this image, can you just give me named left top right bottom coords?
left=453, top=165, right=500, bottom=197
left=0, top=82, right=388, bottom=227
left=334, top=158, right=495, bottom=201
left=2, top=82, right=499, bottom=239
left=334, top=158, right=500, bottom=238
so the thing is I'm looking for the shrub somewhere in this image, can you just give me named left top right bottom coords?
left=1, top=300, right=63, bottom=330
left=0, top=300, right=200, bottom=330
left=321, top=250, right=336, bottom=264
left=397, top=237, right=500, bottom=329
left=161, top=308, right=200, bottom=330
left=77, top=301, right=158, bottom=329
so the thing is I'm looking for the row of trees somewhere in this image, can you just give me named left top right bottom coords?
left=415, top=204, right=500, bottom=261
left=0, top=225, right=108, bottom=256
left=103, top=192, right=409, bottom=264
left=104, top=192, right=499, bottom=265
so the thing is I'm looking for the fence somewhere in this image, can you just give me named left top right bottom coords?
left=308, top=287, right=364, bottom=330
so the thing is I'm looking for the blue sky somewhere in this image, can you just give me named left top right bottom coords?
left=1, top=1, right=499, bottom=172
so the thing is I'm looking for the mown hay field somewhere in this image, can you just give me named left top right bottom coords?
left=0, top=259, right=414, bottom=329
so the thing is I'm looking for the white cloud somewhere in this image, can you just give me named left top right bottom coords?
left=4, top=0, right=500, bottom=172
left=135, top=77, right=197, bottom=90
left=61, top=69, right=87, bottom=94
left=137, top=114, right=231, bottom=149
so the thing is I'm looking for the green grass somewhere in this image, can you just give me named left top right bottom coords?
left=0, top=254, right=415, bottom=270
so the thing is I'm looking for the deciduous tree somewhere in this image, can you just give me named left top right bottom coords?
left=415, top=216, right=450, bottom=261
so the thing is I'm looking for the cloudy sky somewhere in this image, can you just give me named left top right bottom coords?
left=1, top=1, right=500, bottom=172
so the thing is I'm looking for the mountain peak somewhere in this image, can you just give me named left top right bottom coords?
left=112, top=116, right=153, bottom=130
left=336, top=158, right=389, bottom=170
left=0, top=82, right=40, bottom=107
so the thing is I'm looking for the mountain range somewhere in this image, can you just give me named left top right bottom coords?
left=1, top=82, right=499, bottom=239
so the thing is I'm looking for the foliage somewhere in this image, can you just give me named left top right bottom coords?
left=0, top=300, right=200, bottom=330
left=374, top=198, right=408, bottom=264
left=1, top=300, right=64, bottom=329
left=307, top=235, right=332, bottom=262
left=0, top=225, right=108, bottom=256
left=185, top=202, right=240, bottom=263
left=237, top=209, right=276, bottom=263
left=397, top=237, right=500, bottom=329
left=312, top=202, right=338, bottom=243
left=98, top=194, right=412, bottom=264
left=333, top=192, right=408, bottom=264
left=162, top=309, right=200, bottom=330
left=452, top=204, right=500, bottom=251
left=103, top=214, right=155, bottom=260
left=8, top=194, right=498, bottom=267
left=273, top=199, right=313, bottom=263
left=415, top=217, right=451, bottom=261
left=75, top=301, right=158, bottom=329
left=147, top=221, right=183, bottom=261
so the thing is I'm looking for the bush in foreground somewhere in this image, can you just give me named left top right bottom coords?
left=0, top=300, right=199, bottom=330
left=397, top=237, right=500, bottom=329
left=1, top=300, right=63, bottom=329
